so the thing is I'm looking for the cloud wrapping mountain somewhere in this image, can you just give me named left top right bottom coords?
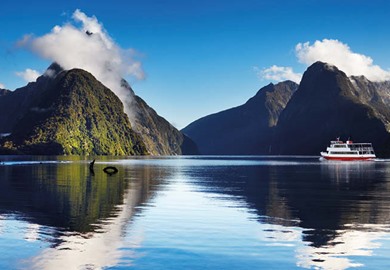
left=260, top=39, right=390, bottom=83
left=15, top=68, right=40, bottom=83
left=19, top=9, right=144, bottom=120
left=256, top=65, right=302, bottom=84
left=296, top=39, right=390, bottom=82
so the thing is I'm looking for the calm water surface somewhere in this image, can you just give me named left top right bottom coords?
left=0, top=156, right=390, bottom=269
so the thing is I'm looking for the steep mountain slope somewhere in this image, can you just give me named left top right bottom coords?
left=349, top=76, right=390, bottom=130
left=0, top=68, right=147, bottom=155
left=182, top=81, right=298, bottom=154
left=0, top=63, right=63, bottom=133
left=122, top=81, right=198, bottom=155
left=274, top=61, right=390, bottom=156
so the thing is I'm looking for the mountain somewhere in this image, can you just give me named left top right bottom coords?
left=122, top=81, right=198, bottom=155
left=184, top=61, right=390, bottom=157
left=349, top=76, right=390, bottom=129
left=0, top=89, right=10, bottom=96
left=0, top=63, right=197, bottom=155
left=0, top=65, right=147, bottom=155
left=182, top=81, right=298, bottom=154
left=273, top=61, right=390, bottom=156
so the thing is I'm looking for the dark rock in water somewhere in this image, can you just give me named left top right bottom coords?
left=89, top=159, right=95, bottom=175
left=182, top=81, right=298, bottom=154
left=274, top=61, right=390, bottom=156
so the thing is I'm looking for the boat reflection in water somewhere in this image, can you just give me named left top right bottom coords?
left=0, top=156, right=389, bottom=269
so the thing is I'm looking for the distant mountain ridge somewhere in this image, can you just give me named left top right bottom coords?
left=182, top=81, right=298, bottom=154
left=184, top=61, right=390, bottom=157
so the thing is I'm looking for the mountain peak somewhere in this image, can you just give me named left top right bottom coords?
left=304, top=61, right=345, bottom=77
left=296, top=61, right=352, bottom=99
left=309, top=61, right=338, bottom=70
left=42, top=62, right=64, bottom=79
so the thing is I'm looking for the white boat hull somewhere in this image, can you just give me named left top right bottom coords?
left=320, top=152, right=375, bottom=161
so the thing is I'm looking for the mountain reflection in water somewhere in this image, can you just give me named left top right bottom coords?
left=0, top=156, right=171, bottom=269
left=0, top=156, right=389, bottom=269
left=189, top=158, right=390, bottom=269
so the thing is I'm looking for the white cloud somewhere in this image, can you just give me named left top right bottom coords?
left=15, top=68, right=41, bottom=82
left=16, top=34, right=33, bottom=47
left=295, top=39, right=390, bottom=81
left=258, top=39, right=390, bottom=83
left=20, top=9, right=144, bottom=121
left=255, top=65, right=302, bottom=84
left=0, top=83, right=5, bottom=89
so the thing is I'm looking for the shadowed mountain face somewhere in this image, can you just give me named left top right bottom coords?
left=274, top=62, right=390, bottom=156
left=0, top=64, right=197, bottom=155
left=182, top=81, right=298, bottom=154
left=0, top=89, right=10, bottom=96
left=184, top=61, right=390, bottom=156
left=0, top=75, right=52, bottom=134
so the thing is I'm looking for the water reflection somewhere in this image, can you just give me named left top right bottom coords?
left=0, top=156, right=173, bottom=269
left=296, top=224, right=389, bottom=270
left=0, top=157, right=126, bottom=234
left=0, top=156, right=390, bottom=269
left=178, top=157, right=390, bottom=269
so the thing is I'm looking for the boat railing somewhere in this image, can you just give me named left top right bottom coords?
left=349, top=146, right=374, bottom=151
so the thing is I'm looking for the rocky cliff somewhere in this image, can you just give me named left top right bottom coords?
left=122, top=81, right=197, bottom=155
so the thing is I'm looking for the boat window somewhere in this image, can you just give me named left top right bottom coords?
left=333, top=144, right=347, bottom=148
left=328, top=151, right=363, bottom=155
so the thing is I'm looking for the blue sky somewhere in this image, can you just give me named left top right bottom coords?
left=1, top=0, right=390, bottom=128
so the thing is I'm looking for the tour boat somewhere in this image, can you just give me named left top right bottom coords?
left=320, top=138, right=376, bottom=161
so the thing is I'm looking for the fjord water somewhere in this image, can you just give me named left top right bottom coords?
left=1, top=156, right=390, bottom=270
